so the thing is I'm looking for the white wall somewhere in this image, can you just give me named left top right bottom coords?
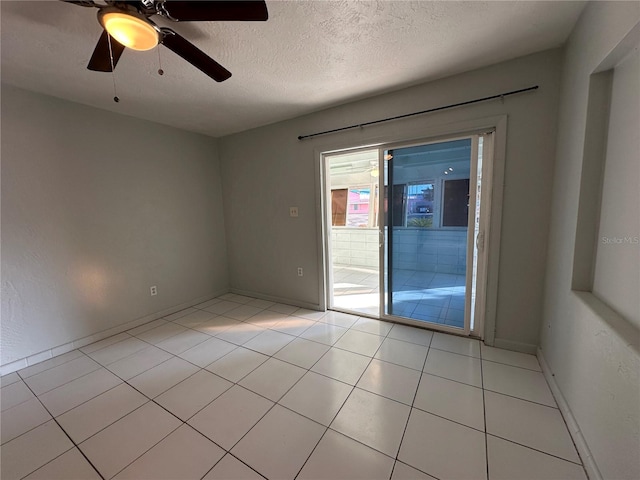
left=540, top=2, right=640, bottom=479
left=1, top=85, right=229, bottom=368
left=219, top=49, right=562, bottom=350
left=592, top=47, right=639, bottom=328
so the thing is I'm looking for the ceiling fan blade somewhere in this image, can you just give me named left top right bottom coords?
left=87, top=30, right=126, bottom=72
left=160, top=1, right=268, bottom=21
left=160, top=28, right=231, bottom=82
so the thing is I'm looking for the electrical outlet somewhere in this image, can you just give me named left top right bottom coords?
left=297, top=267, right=303, bottom=276
left=150, top=286, right=158, bottom=296
left=289, top=207, right=299, bottom=217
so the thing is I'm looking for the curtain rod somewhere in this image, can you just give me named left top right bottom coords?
left=297, top=85, right=539, bottom=140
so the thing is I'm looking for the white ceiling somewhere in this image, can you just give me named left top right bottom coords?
left=1, top=1, right=585, bottom=138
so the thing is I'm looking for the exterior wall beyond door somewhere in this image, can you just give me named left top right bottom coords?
left=331, top=228, right=378, bottom=268
left=332, top=227, right=466, bottom=275
left=393, top=229, right=467, bottom=275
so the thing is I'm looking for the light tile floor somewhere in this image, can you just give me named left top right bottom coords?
left=1, top=294, right=587, bottom=480
left=333, top=266, right=466, bottom=327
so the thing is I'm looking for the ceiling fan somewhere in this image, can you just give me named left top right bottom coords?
left=62, top=0, right=268, bottom=82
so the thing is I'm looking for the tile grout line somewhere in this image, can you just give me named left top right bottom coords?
left=291, top=318, right=396, bottom=480
left=33, top=308, right=440, bottom=476
left=5, top=300, right=333, bottom=479
left=250, top=302, right=571, bottom=476
left=79, top=332, right=135, bottom=355
left=8, top=295, right=556, bottom=480
left=19, top=349, right=219, bottom=479
left=83, top=366, right=229, bottom=479
left=480, top=350, right=583, bottom=473
left=162, top=314, right=360, bottom=476
left=41, top=380, right=126, bottom=427
left=389, top=330, right=436, bottom=480
left=46, top=351, right=530, bottom=475
left=480, top=357, right=543, bottom=372
left=0, top=401, right=53, bottom=448
left=219, top=316, right=363, bottom=460
left=484, top=433, right=585, bottom=467
left=97, top=399, right=184, bottom=479
left=481, top=387, right=561, bottom=410
left=179, top=338, right=306, bottom=427
left=18, top=357, right=104, bottom=397
left=536, top=353, right=589, bottom=476
left=199, top=452, right=268, bottom=480
left=13, top=351, right=85, bottom=381
left=181, top=383, right=276, bottom=454
left=407, top=403, right=487, bottom=435
left=480, top=345, right=490, bottom=480
left=33, top=377, right=189, bottom=480
left=109, top=308, right=345, bottom=441
left=212, top=297, right=561, bottom=478
left=18, top=312, right=527, bottom=410
left=15, top=375, right=106, bottom=480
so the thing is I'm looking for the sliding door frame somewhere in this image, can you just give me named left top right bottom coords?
left=315, top=115, right=507, bottom=344
left=321, top=145, right=384, bottom=315
left=379, top=133, right=481, bottom=337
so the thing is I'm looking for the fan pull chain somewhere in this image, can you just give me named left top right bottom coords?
left=106, top=34, right=119, bottom=103
left=157, top=46, right=164, bottom=76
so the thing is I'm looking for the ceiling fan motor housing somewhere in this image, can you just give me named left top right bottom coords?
left=98, top=6, right=160, bottom=51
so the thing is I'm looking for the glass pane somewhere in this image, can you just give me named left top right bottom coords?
left=327, top=149, right=380, bottom=317
left=390, top=184, right=405, bottom=226
left=442, top=179, right=470, bottom=227
left=406, top=183, right=434, bottom=227
left=331, top=189, right=347, bottom=226
left=385, top=138, right=472, bottom=329
left=347, top=187, right=371, bottom=227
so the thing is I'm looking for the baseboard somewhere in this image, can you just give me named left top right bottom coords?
left=537, top=348, right=602, bottom=480
left=0, top=288, right=229, bottom=376
left=230, top=287, right=320, bottom=311
left=492, top=337, right=537, bottom=355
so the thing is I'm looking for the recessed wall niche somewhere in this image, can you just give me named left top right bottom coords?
left=572, top=23, right=639, bottom=330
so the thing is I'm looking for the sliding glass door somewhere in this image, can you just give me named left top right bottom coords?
left=324, top=133, right=492, bottom=337
left=381, top=134, right=491, bottom=336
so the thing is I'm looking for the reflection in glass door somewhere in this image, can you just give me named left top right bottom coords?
left=382, top=136, right=490, bottom=334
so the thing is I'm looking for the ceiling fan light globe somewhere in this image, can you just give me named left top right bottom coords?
left=101, top=12, right=158, bottom=51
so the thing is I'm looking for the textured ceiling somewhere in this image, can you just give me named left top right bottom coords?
left=1, top=1, right=586, bottom=137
